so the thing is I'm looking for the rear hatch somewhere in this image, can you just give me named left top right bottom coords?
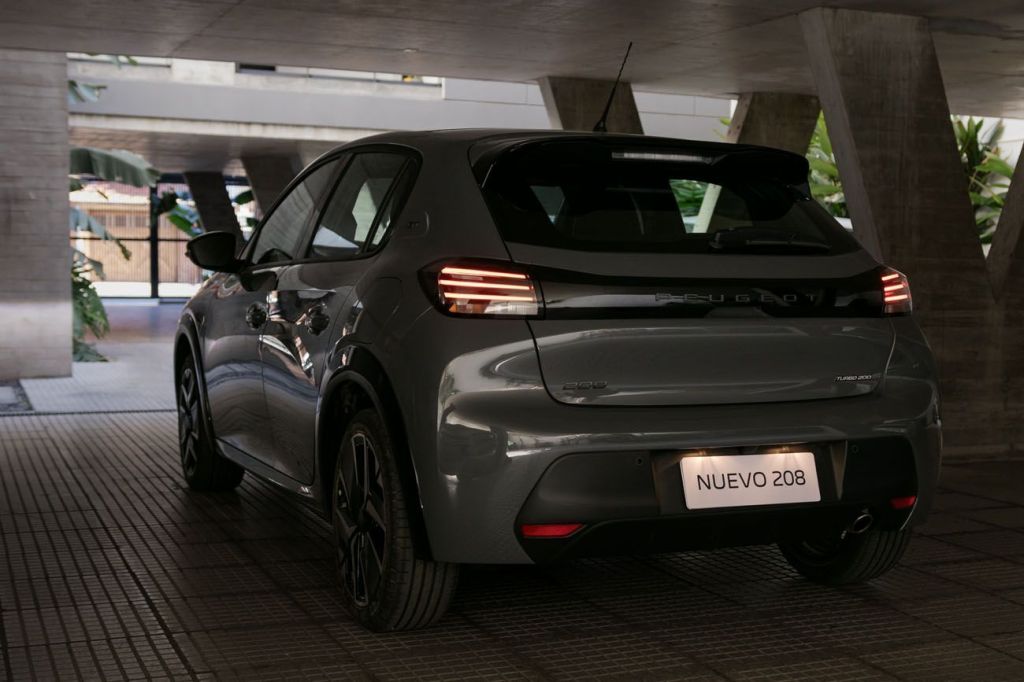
left=474, top=137, right=894, bottom=407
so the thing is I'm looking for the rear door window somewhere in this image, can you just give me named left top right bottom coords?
left=307, top=152, right=409, bottom=259
left=480, top=141, right=859, bottom=255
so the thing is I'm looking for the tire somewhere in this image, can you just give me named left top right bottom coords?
left=177, top=354, right=244, bottom=492
left=332, top=409, right=459, bottom=631
left=779, top=528, right=911, bottom=586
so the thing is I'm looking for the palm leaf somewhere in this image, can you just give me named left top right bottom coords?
left=233, top=189, right=254, bottom=206
left=70, top=147, right=159, bottom=187
left=69, top=207, right=132, bottom=260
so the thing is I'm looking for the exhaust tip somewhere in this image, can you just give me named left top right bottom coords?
left=848, top=512, right=874, bottom=535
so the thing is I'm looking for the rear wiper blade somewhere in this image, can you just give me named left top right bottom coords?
left=709, top=228, right=830, bottom=253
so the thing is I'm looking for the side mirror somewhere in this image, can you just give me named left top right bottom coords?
left=186, top=231, right=241, bottom=273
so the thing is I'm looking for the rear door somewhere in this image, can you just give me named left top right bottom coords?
left=260, top=151, right=414, bottom=483
left=478, top=139, right=894, bottom=407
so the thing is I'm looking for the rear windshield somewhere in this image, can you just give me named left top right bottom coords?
left=480, top=141, right=860, bottom=255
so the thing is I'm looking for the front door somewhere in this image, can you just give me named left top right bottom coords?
left=260, top=151, right=413, bottom=483
left=201, top=267, right=276, bottom=458
left=207, top=157, right=341, bottom=466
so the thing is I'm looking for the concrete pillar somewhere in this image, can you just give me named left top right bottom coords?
left=538, top=76, right=642, bottom=134
left=0, top=49, right=71, bottom=380
left=987, top=145, right=1024, bottom=453
left=696, top=91, right=821, bottom=233
left=986, top=152, right=1024, bottom=297
left=727, top=92, right=820, bottom=155
left=241, top=155, right=300, bottom=216
left=183, top=171, right=244, bottom=250
left=801, top=8, right=1001, bottom=455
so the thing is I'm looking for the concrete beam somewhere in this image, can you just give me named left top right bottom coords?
left=0, top=49, right=71, bottom=379
left=241, top=155, right=300, bottom=216
left=183, top=171, right=244, bottom=250
left=801, top=8, right=1002, bottom=455
left=538, top=76, right=642, bottom=134
left=727, top=92, right=820, bottom=155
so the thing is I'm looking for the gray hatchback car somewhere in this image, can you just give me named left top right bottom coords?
left=176, top=130, right=942, bottom=631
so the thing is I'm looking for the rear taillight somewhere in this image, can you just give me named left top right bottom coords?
left=880, top=267, right=912, bottom=315
left=435, top=264, right=542, bottom=317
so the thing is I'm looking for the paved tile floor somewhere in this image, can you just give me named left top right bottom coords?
left=18, top=301, right=180, bottom=414
left=1, top=409, right=1024, bottom=681
left=4, top=302, right=1024, bottom=680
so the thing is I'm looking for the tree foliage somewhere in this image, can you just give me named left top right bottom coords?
left=806, top=114, right=1014, bottom=244
left=954, top=116, right=1014, bottom=244
left=806, top=115, right=847, bottom=218
left=71, top=251, right=110, bottom=362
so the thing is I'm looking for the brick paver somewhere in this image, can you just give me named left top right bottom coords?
left=2, top=411, right=1024, bottom=680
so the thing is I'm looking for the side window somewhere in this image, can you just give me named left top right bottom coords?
left=308, top=153, right=408, bottom=259
left=249, top=161, right=338, bottom=266
left=370, top=168, right=416, bottom=248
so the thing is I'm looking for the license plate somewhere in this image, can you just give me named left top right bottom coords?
left=680, top=451, right=820, bottom=510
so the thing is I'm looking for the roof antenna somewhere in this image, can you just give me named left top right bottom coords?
left=593, top=41, right=633, bottom=133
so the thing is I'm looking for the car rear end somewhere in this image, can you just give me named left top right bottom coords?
left=406, top=133, right=940, bottom=566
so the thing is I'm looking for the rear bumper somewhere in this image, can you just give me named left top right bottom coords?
left=398, top=315, right=941, bottom=565
left=417, top=380, right=941, bottom=564
left=516, top=435, right=928, bottom=562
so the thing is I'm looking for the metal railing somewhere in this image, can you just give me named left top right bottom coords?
left=70, top=179, right=243, bottom=298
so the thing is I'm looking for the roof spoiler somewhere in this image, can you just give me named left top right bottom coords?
left=472, top=135, right=812, bottom=190
left=708, top=148, right=810, bottom=188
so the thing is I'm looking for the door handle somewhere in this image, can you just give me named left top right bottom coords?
left=304, top=306, right=331, bottom=335
left=245, top=302, right=268, bottom=330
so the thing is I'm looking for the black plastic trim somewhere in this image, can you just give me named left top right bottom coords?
left=531, top=263, right=889, bottom=319
left=515, top=436, right=919, bottom=562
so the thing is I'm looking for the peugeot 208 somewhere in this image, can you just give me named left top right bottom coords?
left=176, top=130, right=941, bottom=631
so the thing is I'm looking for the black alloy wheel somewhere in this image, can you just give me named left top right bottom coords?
left=176, top=354, right=244, bottom=491
left=334, top=430, right=388, bottom=607
left=178, top=365, right=202, bottom=479
left=332, top=409, right=458, bottom=631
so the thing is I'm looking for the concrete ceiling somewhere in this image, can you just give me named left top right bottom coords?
left=5, top=1, right=1024, bottom=116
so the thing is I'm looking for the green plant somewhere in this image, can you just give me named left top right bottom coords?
left=67, top=55, right=168, bottom=361
left=71, top=251, right=110, bottom=362
left=954, top=116, right=1014, bottom=244
left=69, top=146, right=162, bottom=360
left=805, top=114, right=1014, bottom=241
left=155, top=190, right=201, bottom=236
left=232, top=188, right=258, bottom=230
left=669, top=178, right=708, bottom=216
left=806, top=115, right=847, bottom=218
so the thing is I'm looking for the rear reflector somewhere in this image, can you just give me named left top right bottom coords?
left=520, top=523, right=584, bottom=538
left=437, top=264, right=541, bottom=317
left=880, top=268, right=912, bottom=315
left=890, top=495, right=917, bottom=510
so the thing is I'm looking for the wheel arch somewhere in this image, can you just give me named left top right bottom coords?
left=317, top=347, right=434, bottom=560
